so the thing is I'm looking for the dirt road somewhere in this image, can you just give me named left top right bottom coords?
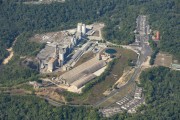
left=2, top=39, right=17, bottom=65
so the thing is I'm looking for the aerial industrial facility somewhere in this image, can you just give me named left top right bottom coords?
left=32, top=22, right=109, bottom=93
left=34, top=23, right=104, bottom=73
left=36, top=30, right=80, bottom=73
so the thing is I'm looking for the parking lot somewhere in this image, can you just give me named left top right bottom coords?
left=100, top=107, right=122, bottom=117
left=100, top=86, right=144, bottom=117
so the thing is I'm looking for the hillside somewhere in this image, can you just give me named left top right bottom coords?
left=0, top=0, right=179, bottom=64
left=0, top=67, right=179, bottom=119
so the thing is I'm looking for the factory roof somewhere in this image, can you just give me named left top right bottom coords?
left=72, top=50, right=83, bottom=60
left=60, top=57, right=106, bottom=84
left=32, top=31, right=76, bottom=46
left=171, top=63, right=180, bottom=70
left=71, top=74, right=96, bottom=89
left=37, top=45, right=55, bottom=60
left=48, top=57, right=56, bottom=63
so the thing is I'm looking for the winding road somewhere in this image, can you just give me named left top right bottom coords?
left=2, top=38, right=17, bottom=65
left=94, top=15, right=152, bottom=107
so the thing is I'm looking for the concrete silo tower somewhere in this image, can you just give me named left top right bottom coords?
left=82, top=24, right=86, bottom=35
left=77, top=23, right=82, bottom=33
left=59, top=49, right=65, bottom=66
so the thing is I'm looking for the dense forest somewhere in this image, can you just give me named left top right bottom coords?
left=0, top=94, right=100, bottom=120
left=14, top=32, right=45, bottom=56
left=0, top=67, right=179, bottom=120
left=147, top=0, right=180, bottom=60
left=0, top=0, right=179, bottom=64
left=0, top=55, right=39, bottom=86
left=127, top=67, right=180, bottom=120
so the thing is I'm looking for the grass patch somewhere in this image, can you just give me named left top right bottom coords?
left=15, top=84, right=34, bottom=92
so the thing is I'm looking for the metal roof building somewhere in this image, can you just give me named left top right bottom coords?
left=59, top=57, right=106, bottom=89
left=171, top=64, right=180, bottom=70
left=71, top=74, right=96, bottom=89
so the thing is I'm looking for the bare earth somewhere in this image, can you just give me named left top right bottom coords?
left=115, top=68, right=134, bottom=86
left=2, top=38, right=17, bottom=65
left=155, top=53, right=172, bottom=67
left=2, top=48, right=14, bottom=65
left=36, top=88, right=66, bottom=103
left=142, top=56, right=151, bottom=69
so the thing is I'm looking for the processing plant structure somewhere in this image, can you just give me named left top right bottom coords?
left=36, top=23, right=89, bottom=73
left=33, top=22, right=108, bottom=93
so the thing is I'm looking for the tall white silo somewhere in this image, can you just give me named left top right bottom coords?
left=82, top=24, right=86, bottom=35
left=77, top=23, right=82, bottom=33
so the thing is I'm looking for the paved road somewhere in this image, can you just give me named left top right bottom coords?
left=94, top=15, right=152, bottom=107
left=42, top=96, right=93, bottom=107
left=94, top=65, right=140, bottom=107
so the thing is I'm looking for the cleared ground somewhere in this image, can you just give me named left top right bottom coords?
left=2, top=38, right=17, bottom=65
left=87, top=23, right=104, bottom=41
left=3, top=48, right=14, bottom=65
left=115, top=68, right=135, bottom=88
left=36, top=88, right=66, bottom=103
left=155, top=53, right=172, bottom=67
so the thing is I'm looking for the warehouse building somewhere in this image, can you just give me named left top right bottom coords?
left=57, top=57, right=106, bottom=92
left=36, top=24, right=83, bottom=73
left=70, top=74, right=96, bottom=90
left=171, top=63, right=180, bottom=70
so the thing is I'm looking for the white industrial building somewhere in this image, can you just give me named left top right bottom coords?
left=56, top=57, right=107, bottom=92
left=36, top=31, right=80, bottom=72
left=36, top=22, right=105, bottom=73
left=36, top=22, right=90, bottom=73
